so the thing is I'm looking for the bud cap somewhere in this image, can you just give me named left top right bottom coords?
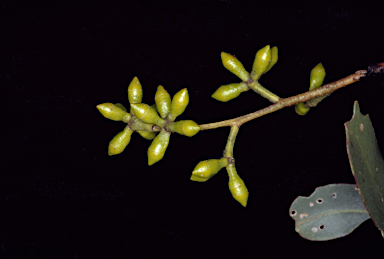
left=190, top=158, right=228, bottom=182
left=128, top=77, right=143, bottom=104
left=252, top=45, right=271, bottom=80
left=227, top=164, right=249, bottom=207
left=108, top=127, right=134, bottom=156
left=97, top=103, right=131, bottom=122
left=168, top=88, right=189, bottom=122
left=147, top=130, right=171, bottom=165
left=295, top=102, right=311, bottom=116
left=309, top=63, right=326, bottom=90
left=212, top=82, right=248, bottom=102
left=155, top=85, right=171, bottom=119
left=221, top=52, right=250, bottom=82
left=265, top=46, right=278, bottom=73
left=166, top=120, right=200, bottom=137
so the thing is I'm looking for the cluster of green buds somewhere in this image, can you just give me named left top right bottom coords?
left=97, top=77, right=200, bottom=165
left=190, top=126, right=249, bottom=207
left=212, top=45, right=279, bottom=103
left=98, top=45, right=330, bottom=208
left=199, top=45, right=279, bottom=206
left=295, top=63, right=326, bottom=115
left=190, top=157, right=249, bottom=207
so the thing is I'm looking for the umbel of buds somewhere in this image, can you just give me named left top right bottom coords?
left=97, top=78, right=199, bottom=166
left=212, top=45, right=278, bottom=102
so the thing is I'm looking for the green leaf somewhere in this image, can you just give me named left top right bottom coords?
left=345, top=101, right=384, bottom=237
left=289, top=184, right=370, bottom=241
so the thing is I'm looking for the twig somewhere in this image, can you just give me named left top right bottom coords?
left=200, top=69, right=367, bottom=130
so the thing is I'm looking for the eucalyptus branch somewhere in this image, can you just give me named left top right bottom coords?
left=97, top=43, right=384, bottom=208
left=199, top=69, right=367, bottom=130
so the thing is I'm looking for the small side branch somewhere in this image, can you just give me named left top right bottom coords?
left=367, top=62, right=384, bottom=76
left=248, top=80, right=280, bottom=103
left=223, top=125, right=239, bottom=159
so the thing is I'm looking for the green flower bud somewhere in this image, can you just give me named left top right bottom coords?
left=309, top=63, right=326, bottom=90
left=130, top=103, right=166, bottom=127
left=108, top=126, right=134, bottom=156
left=190, top=158, right=228, bottom=182
left=115, top=103, right=127, bottom=112
left=227, top=164, right=248, bottom=207
left=155, top=85, right=171, bottom=118
left=128, top=77, right=143, bottom=104
left=251, top=45, right=271, bottom=81
left=167, top=88, right=189, bottom=122
left=147, top=129, right=171, bottom=166
left=211, top=82, right=249, bottom=102
left=166, top=120, right=200, bottom=137
left=221, top=52, right=250, bottom=82
left=97, top=103, right=131, bottom=123
left=150, top=104, right=157, bottom=112
left=295, top=63, right=326, bottom=115
left=265, top=46, right=278, bottom=73
left=137, top=131, right=156, bottom=140
left=295, top=102, right=310, bottom=116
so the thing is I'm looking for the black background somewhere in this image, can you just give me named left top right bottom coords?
left=2, top=1, right=384, bottom=258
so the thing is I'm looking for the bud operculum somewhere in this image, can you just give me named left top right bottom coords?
left=97, top=103, right=131, bottom=122
left=251, top=45, right=271, bottom=81
left=309, top=63, right=326, bottom=90
left=190, top=158, right=229, bottom=182
left=167, top=88, right=189, bottom=122
left=108, top=126, right=134, bottom=156
left=166, top=120, right=200, bottom=137
left=220, top=52, right=250, bottom=82
left=147, top=129, right=171, bottom=166
left=155, top=85, right=171, bottom=119
left=128, top=77, right=143, bottom=104
left=265, top=46, right=278, bottom=73
left=295, top=102, right=311, bottom=116
left=227, top=164, right=249, bottom=207
left=211, top=82, right=249, bottom=102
